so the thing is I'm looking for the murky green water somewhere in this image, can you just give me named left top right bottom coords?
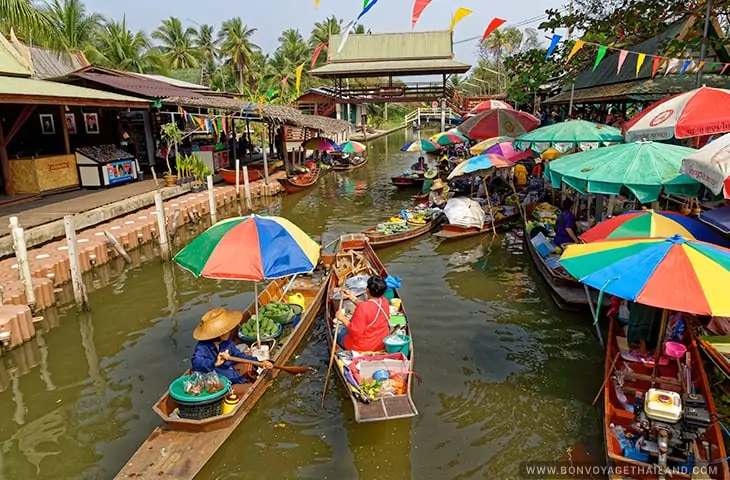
left=0, top=129, right=605, bottom=480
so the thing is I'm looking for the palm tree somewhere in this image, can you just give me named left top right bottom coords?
left=309, top=15, right=341, bottom=47
left=278, top=28, right=309, bottom=67
left=88, top=17, right=164, bottom=73
left=1, top=0, right=57, bottom=45
left=42, top=0, right=103, bottom=54
left=218, top=17, right=259, bottom=92
left=194, top=23, right=217, bottom=66
left=152, top=16, right=199, bottom=69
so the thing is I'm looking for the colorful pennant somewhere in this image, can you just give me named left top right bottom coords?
left=593, top=45, right=608, bottom=71
left=412, top=0, right=433, bottom=29
left=651, top=56, right=661, bottom=78
left=311, top=42, right=326, bottom=71
left=357, top=0, right=379, bottom=21
left=314, top=0, right=319, bottom=7
left=295, top=62, right=305, bottom=95
left=636, top=53, right=646, bottom=77
left=449, top=7, right=472, bottom=33
left=546, top=34, right=562, bottom=59
left=481, top=18, right=506, bottom=42
left=616, top=49, right=628, bottom=74
left=566, top=40, right=585, bottom=63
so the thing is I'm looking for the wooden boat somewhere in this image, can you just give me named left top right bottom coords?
left=325, top=233, right=418, bottom=422
left=245, top=159, right=283, bottom=175
left=332, top=155, right=368, bottom=172
left=363, top=217, right=439, bottom=249
left=218, top=168, right=263, bottom=185
left=411, top=192, right=429, bottom=204
left=277, top=167, right=320, bottom=194
left=433, top=212, right=519, bottom=240
left=391, top=175, right=425, bottom=189
left=114, top=271, right=330, bottom=480
left=603, top=316, right=729, bottom=480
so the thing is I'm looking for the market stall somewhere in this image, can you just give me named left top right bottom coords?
left=75, top=145, right=138, bottom=187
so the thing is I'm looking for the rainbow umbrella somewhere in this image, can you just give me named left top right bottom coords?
left=560, top=235, right=730, bottom=316
left=174, top=215, right=320, bottom=342
left=483, top=141, right=532, bottom=163
left=302, top=137, right=339, bottom=151
left=581, top=210, right=730, bottom=246
left=470, top=136, right=513, bottom=155
left=339, top=140, right=366, bottom=153
left=430, top=131, right=468, bottom=146
left=401, top=139, right=440, bottom=152
left=447, top=154, right=514, bottom=179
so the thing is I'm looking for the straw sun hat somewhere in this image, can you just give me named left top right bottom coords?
left=193, top=308, right=243, bottom=341
left=431, top=178, right=446, bottom=191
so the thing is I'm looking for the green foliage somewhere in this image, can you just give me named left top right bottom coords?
left=152, top=16, right=199, bottom=69
left=160, top=122, right=184, bottom=175
left=503, top=46, right=566, bottom=111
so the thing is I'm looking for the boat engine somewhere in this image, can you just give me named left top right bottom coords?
left=633, top=389, right=712, bottom=472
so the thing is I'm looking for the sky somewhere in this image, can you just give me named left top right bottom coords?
left=82, top=0, right=568, bottom=66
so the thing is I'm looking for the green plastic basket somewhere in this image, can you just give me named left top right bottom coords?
left=169, top=373, right=231, bottom=404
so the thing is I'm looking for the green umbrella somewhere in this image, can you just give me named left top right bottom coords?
left=544, top=141, right=701, bottom=203
left=513, top=120, right=623, bottom=153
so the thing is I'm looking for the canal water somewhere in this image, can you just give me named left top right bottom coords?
left=0, top=129, right=605, bottom=480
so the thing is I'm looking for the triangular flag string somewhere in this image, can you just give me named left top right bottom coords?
left=449, top=7, right=472, bottom=33
left=481, top=17, right=506, bottom=42
left=616, top=49, right=629, bottom=74
left=311, top=42, right=327, bottom=71
left=566, top=40, right=585, bottom=63
left=636, top=53, right=646, bottom=77
left=593, top=45, right=608, bottom=71
left=412, top=0, right=433, bottom=29
left=679, top=59, right=691, bottom=75
left=651, top=56, right=661, bottom=78
left=545, top=34, right=562, bottom=59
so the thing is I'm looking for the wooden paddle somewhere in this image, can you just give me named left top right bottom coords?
left=322, top=289, right=346, bottom=407
left=592, top=352, right=621, bottom=406
left=228, top=356, right=310, bottom=375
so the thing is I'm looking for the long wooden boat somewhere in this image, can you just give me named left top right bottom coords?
left=332, top=156, right=368, bottom=172
left=114, top=270, right=330, bottom=480
left=603, top=316, right=729, bottom=480
left=325, top=233, right=418, bottom=422
left=363, top=218, right=439, bottom=249
left=277, top=168, right=320, bottom=194
left=433, top=212, right=519, bottom=240
left=245, top=159, right=283, bottom=175
left=218, top=168, right=263, bottom=185
left=391, top=175, right=425, bottom=189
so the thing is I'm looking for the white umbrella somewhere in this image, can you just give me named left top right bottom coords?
left=443, top=197, right=486, bottom=229
left=680, top=133, right=730, bottom=197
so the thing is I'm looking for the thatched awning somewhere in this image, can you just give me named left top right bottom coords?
left=163, top=96, right=350, bottom=134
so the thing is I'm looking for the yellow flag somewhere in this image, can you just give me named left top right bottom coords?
left=566, top=40, right=585, bottom=63
left=449, top=7, right=472, bottom=33
left=636, top=53, right=646, bottom=76
left=295, top=62, right=305, bottom=95
left=314, top=0, right=319, bottom=7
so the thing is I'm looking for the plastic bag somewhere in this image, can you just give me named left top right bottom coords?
left=203, top=372, right=224, bottom=394
left=184, top=372, right=204, bottom=396
left=385, top=276, right=401, bottom=289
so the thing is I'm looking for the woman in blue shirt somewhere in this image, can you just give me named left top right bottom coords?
left=554, top=198, right=580, bottom=247
left=191, top=308, right=273, bottom=396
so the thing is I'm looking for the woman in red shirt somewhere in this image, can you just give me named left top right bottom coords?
left=336, top=276, right=391, bottom=352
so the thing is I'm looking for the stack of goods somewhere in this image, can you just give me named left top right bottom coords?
left=375, top=220, right=411, bottom=235
left=259, top=301, right=294, bottom=324
left=526, top=202, right=559, bottom=234
left=76, top=145, right=133, bottom=163
left=239, top=313, right=281, bottom=340
left=183, top=372, right=225, bottom=396
left=406, top=210, right=431, bottom=225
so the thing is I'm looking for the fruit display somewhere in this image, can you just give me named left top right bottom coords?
left=360, top=379, right=381, bottom=401
left=76, top=145, right=134, bottom=163
left=406, top=210, right=432, bottom=225
left=375, top=222, right=412, bottom=235
left=259, top=301, right=294, bottom=324
left=239, top=314, right=280, bottom=338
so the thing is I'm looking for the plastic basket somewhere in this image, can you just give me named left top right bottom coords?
left=238, top=322, right=283, bottom=343
left=260, top=304, right=294, bottom=324
left=177, top=397, right=223, bottom=420
left=285, top=303, right=304, bottom=326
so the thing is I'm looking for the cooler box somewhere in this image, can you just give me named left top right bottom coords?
left=531, top=232, right=556, bottom=257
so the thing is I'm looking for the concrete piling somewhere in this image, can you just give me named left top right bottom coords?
left=154, top=193, right=171, bottom=261
left=63, top=215, right=89, bottom=311
left=207, top=175, right=217, bottom=225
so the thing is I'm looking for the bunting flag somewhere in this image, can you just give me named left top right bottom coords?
left=311, top=42, right=327, bottom=70
left=722, top=64, right=730, bottom=75
left=295, top=62, right=305, bottom=95
left=357, top=0, right=379, bottom=21
left=197, top=116, right=205, bottom=130
left=695, top=61, right=705, bottom=73
left=680, top=59, right=691, bottom=75
left=710, top=62, right=718, bottom=71
left=481, top=17, right=506, bottom=42
left=566, top=40, right=585, bottom=63
left=281, top=75, right=289, bottom=91
left=593, top=45, right=608, bottom=71
left=259, top=96, right=264, bottom=118
left=664, top=58, right=680, bottom=76
left=314, top=0, right=319, bottom=7
left=449, top=7, right=472, bottom=33
left=412, top=0, right=433, bottom=29
left=363, top=0, right=370, bottom=7
left=545, top=34, right=562, bottom=59
left=338, top=21, right=355, bottom=53
left=636, top=53, right=646, bottom=76
left=616, top=49, right=629, bottom=74
left=651, top=56, right=661, bottom=78
left=266, top=87, right=277, bottom=100
left=221, top=116, right=226, bottom=135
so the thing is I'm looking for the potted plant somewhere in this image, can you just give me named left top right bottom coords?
left=186, top=154, right=200, bottom=184
left=160, top=122, right=184, bottom=186
left=191, top=157, right=213, bottom=192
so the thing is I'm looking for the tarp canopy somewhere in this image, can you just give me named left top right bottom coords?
left=443, top=197, right=485, bottom=229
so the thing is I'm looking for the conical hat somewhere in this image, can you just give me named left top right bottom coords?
left=193, top=308, right=243, bottom=341
left=431, top=178, right=446, bottom=191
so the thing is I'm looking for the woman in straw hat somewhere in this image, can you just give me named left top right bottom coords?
left=428, top=178, right=448, bottom=209
left=191, top=308, right=273, bottom=395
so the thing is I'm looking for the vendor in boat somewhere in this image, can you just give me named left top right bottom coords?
left=336, top=276, right=391, bottom=352
left=411, top=156, right=427, bottom=172
left=429, top=178, right=448, bottom=208
left=191, top=308, right=273, bottom=395
left=554, top=198, right=581, bottom=247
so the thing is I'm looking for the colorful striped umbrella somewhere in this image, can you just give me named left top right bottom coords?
left=447, top=154, right=514, bottom=179
left=401, top=139, right=441, bottom=152
left=470, top=136, right=513, bottom=155
left=514, top=120, right=623, bottom=153
left=468, top=100, right=513, bottom=116
left=430, top=131, right=468, bottom=146
left=302, top=137, right=339, bottom=151
left=338, top=140, right=366, bottom=153
left=174, top=215, right=320, bottom=280
left=483, top=141, right=532, bottom=163
left=458, top=109, right=540, bottom=140
left=581, top=210, right=730, bottom=246
left=560, top=235, right=730, bottom=316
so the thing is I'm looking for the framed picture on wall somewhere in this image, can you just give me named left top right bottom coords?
left=84, top=113, right=99, bottom=134
left=40, top=114, right=55, bottom=135
left=65, top=113, right=77, bottom=134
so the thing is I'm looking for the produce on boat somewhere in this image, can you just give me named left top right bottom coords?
left=363, top=207, right=441, bottom=248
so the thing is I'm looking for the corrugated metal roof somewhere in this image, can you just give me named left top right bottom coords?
left=132, top=73, right=209, bottom=90
left=327, top=31, right=454, bottom=62
left=0, top=35, right=32, bottom=76
left=72, top=71, right=206, bottom=99
left=311, top=58, right=471, bottom=78
left=0, top=76, right=149, bottom=107
left=28, top=47, right=88, bottom=79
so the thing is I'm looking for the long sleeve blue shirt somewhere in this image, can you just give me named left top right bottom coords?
left=191, top=339, right=257, bottom=384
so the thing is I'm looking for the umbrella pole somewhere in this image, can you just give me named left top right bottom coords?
left=254, top=282, right=261, bottom=348
left=651, top=309, right=669, bottom=386
left=482, top=179, right=497, bottom=236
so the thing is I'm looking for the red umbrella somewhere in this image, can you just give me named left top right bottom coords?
left=623, top=86, right=730, bottom=141
left=458, top=109, right=540, bottom=140
left=468, top=99, right=513, bottom=116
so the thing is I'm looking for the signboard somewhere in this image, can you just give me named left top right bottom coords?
left=106, top=159, right=135, bottom=185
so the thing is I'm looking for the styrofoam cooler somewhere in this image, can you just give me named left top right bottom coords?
left=530, top=232, right=556, bottom=257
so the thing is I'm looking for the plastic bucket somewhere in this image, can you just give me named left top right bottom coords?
left=664, top=341, right=687, bottom=359
left=384, top=334, right=410, bottom=357
left=383, top=289, right=395, bottom=301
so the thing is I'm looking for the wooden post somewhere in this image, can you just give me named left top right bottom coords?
left=154, top=193, right=171, bottom=261
left=9, top=217, right=35, bottom=306
left=63, top=215, right=89, bottom=311
left=60, top=106, right=70, bottom=155
left=242, top=166, right=252, bottom=208
left=262, top=136, right=270, bottom=186
left=235, top=158, right=241, bottom=195
left=104, top=231, right=131, bottom=264
left=207, top=175, right=217, bottom=224
left=0, top=121, right=14, bottom=196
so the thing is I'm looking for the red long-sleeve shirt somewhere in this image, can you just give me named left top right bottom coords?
left=343, top=297, right=390, bottom=352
